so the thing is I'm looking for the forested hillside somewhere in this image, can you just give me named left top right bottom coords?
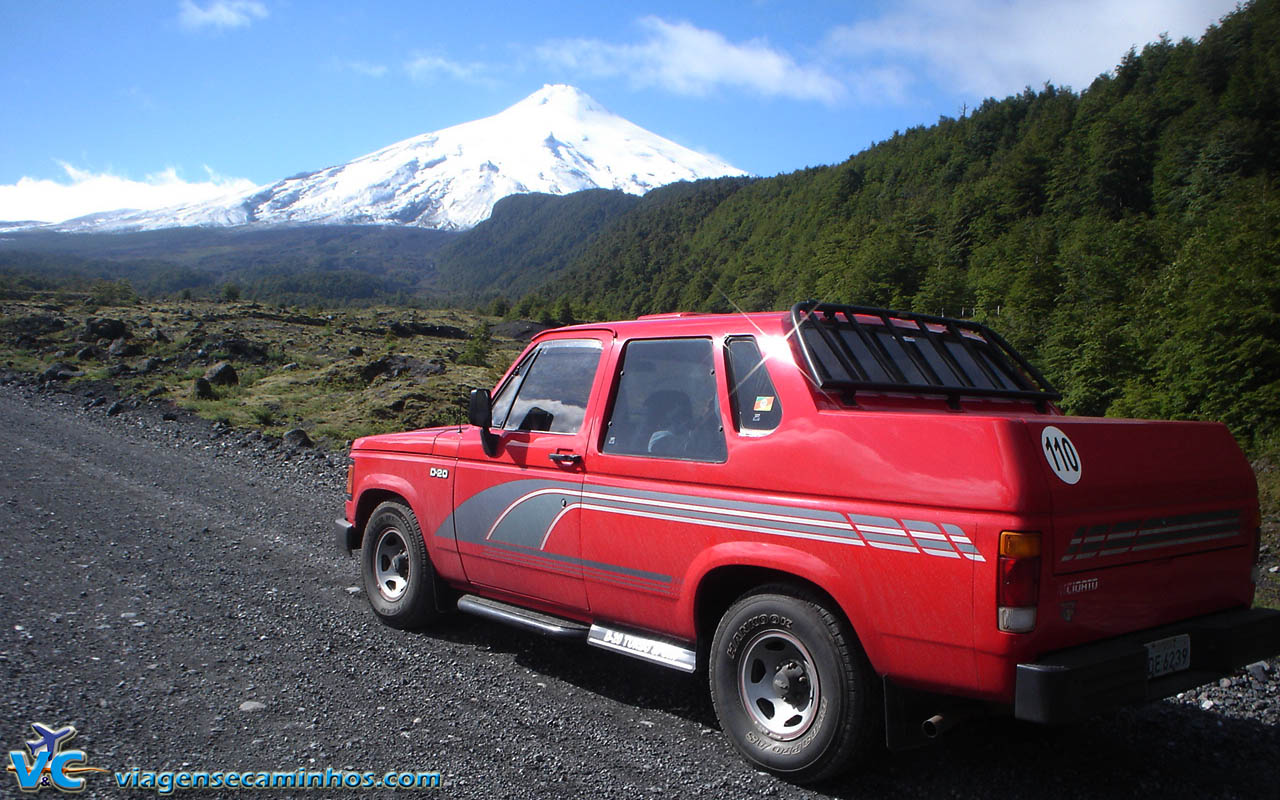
left=431, top=189, right=640, bottom=296
left=537, top=0, right=1279, bottom=448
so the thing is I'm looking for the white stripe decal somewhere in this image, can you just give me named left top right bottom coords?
left=580, top=490, right=855, bottom=530
left=485, top=487, right=576, bottom=541
left=578, top=503, right=868, bottom=546
left=867, top=541, right=921, bottom=553
left=856, top=524, right=910, bottom=537
left=907, top=530, right=949, bottom=541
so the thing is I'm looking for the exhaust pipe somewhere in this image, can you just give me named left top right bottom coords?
left=921, top=714, right=954, bottom=738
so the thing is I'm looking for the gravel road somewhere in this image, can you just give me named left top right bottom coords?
left=1, top=377, right=1277, bottom=799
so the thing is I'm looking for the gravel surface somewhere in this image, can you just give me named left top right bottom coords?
left=0, top=376, right=1277, bottom=799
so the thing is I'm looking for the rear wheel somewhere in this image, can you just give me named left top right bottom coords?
left=709, top=586, right=879, bottom=783
left=360, top=501, right=439, bottom=629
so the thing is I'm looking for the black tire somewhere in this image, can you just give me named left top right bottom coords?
left=360, top=501, right=439, bottom=629
left=708, top=585, right=879, bottom=783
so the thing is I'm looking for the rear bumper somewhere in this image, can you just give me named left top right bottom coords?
left=1014, top=607, right=1280, bottom=724
left=336, top=518, right=358, bottom=555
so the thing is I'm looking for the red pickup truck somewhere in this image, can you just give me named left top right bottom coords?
left=338, top=301, right=1280, bottom=782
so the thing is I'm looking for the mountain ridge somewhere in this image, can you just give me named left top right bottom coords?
left=43, top=85, right=747, bottom=234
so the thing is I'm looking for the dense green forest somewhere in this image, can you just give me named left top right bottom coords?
left=530, top=0, right=1278, bottom=449
left=431, top=189, right=640, bottom=296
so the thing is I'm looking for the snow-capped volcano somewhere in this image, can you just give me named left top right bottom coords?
left=53, top=85, right=748, bottom=233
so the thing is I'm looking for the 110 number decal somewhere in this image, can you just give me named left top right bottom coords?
left=1041, top=426, right=1082, bottom=484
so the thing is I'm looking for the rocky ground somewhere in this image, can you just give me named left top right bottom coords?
left=0, top=375, right=1277, bottom=799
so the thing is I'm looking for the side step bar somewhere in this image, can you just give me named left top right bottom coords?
left=455, top=594, right=698, bottom=672
left=456, top=595, right=588, bottom=639
left=587, top=625, right=697, bottom=673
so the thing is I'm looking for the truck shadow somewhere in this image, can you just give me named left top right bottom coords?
left=834, top=706, right=1280, bottom=799
left=420, top=617, right=1277, bottom=799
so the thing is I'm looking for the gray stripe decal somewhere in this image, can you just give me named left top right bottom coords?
left=849, top=513, right=902, bottom=528
left=588, top=484, right=849, bottom=525
left=582, top=494, right=860, bottom=540
left=1061, top=509, right=1242, bottom=561
left=436, top=477, right=981, bottom=571
left=486, top=540, right=675, bottom=585
left=437, top=478, right=576, bottom=543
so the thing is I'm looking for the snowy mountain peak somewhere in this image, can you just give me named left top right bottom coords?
left=51, top=85, right=749, bottom=233
left=514, top=83, right=607, bottom=115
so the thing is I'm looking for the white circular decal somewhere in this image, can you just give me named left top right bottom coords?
left=1041, top=426, right=1082, bottom=485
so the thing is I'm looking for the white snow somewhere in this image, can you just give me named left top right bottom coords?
left=45, top=85, right=748, bottom=233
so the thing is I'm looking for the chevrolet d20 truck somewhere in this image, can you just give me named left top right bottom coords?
left=338, top=301, right=1280, bottom=782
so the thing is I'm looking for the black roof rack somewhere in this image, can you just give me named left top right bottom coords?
left=789, top=301, right=1060, bottom=409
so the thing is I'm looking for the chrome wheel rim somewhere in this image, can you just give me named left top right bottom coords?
left=738, top=629, right=820, bottom=740
left=373, top=527, right=410, bottom=602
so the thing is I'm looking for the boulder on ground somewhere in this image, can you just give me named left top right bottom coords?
left=204, top=362, right=239, bottom=386
left=82, top=318, right=128, bottom=342
left=283, top=428, right=314, bottom=448
left=213, top=337, right=269, bottom=364
left=192, top=377, right=216, bottom=400
left=108, top=338, right=144, bottom=358
left=41, top=362, right=83, bottom=382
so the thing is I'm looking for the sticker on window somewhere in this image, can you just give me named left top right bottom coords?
left=753, top=396, right=775, bottom=412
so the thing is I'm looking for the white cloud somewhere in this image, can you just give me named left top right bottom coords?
left=827, top=0, right=1239, bottom=101
left=178, top=1, right=268, bottom=32
left=0, top=163, right=258, bottom=224
left=538, top=16, right=844, bottom=104
left=405, top=54, right=486, bottom=83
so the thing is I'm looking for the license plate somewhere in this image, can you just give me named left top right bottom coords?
left=1145, top=634, right=1191, bottom=678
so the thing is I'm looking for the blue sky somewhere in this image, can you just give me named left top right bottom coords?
left=1, top=0, right=1242, bottom=222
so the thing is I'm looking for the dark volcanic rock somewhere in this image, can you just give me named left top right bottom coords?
left=361, top=355, right=446, bottom=384
left=192, top=377, right=216, bottom=399
left=204, top=362, right=239, bottom=386
left=75, top=346, right=102, bottom=361
left=82, top=317, right=128, bottom=341
left=3, top=314, right=66, bottom=338
left=41, top=362, right=83, bottom=382
left=108, top=337, right=145, bottom=358
left=282, top=428, right=314, bottom=449
left=214, top=337, right=269, bottom=364
left=385, top=320, right=468, bottom=339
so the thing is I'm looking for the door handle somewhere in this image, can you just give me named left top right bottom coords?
left=548, top=452, right=582, bottom=466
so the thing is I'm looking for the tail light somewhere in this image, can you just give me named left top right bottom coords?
left=998, top=531, right=1041, bottom=633
left=345, top=461, right=354, bottom=500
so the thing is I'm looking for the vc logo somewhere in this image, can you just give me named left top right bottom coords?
left=6, top=723, right=106, bottom=793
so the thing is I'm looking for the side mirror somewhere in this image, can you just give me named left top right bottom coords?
left=468, top=389, right=499, bottom=457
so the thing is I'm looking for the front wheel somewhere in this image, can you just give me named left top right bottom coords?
left=360, top=501, right=439, bottom=629
left=708, top=586, right=879, bottom=783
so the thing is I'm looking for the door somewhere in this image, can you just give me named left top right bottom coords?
left=452, top=335, right=608, bottom=613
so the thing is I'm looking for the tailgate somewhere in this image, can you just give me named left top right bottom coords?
left=1027, top=417, right=1256, bottom=575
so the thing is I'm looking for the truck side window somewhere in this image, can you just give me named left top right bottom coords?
left=725, top=337, right=782, bottom=433
left=496, top=340, right=602, bottom=434
left=602, top=338, right=726, bottom=462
